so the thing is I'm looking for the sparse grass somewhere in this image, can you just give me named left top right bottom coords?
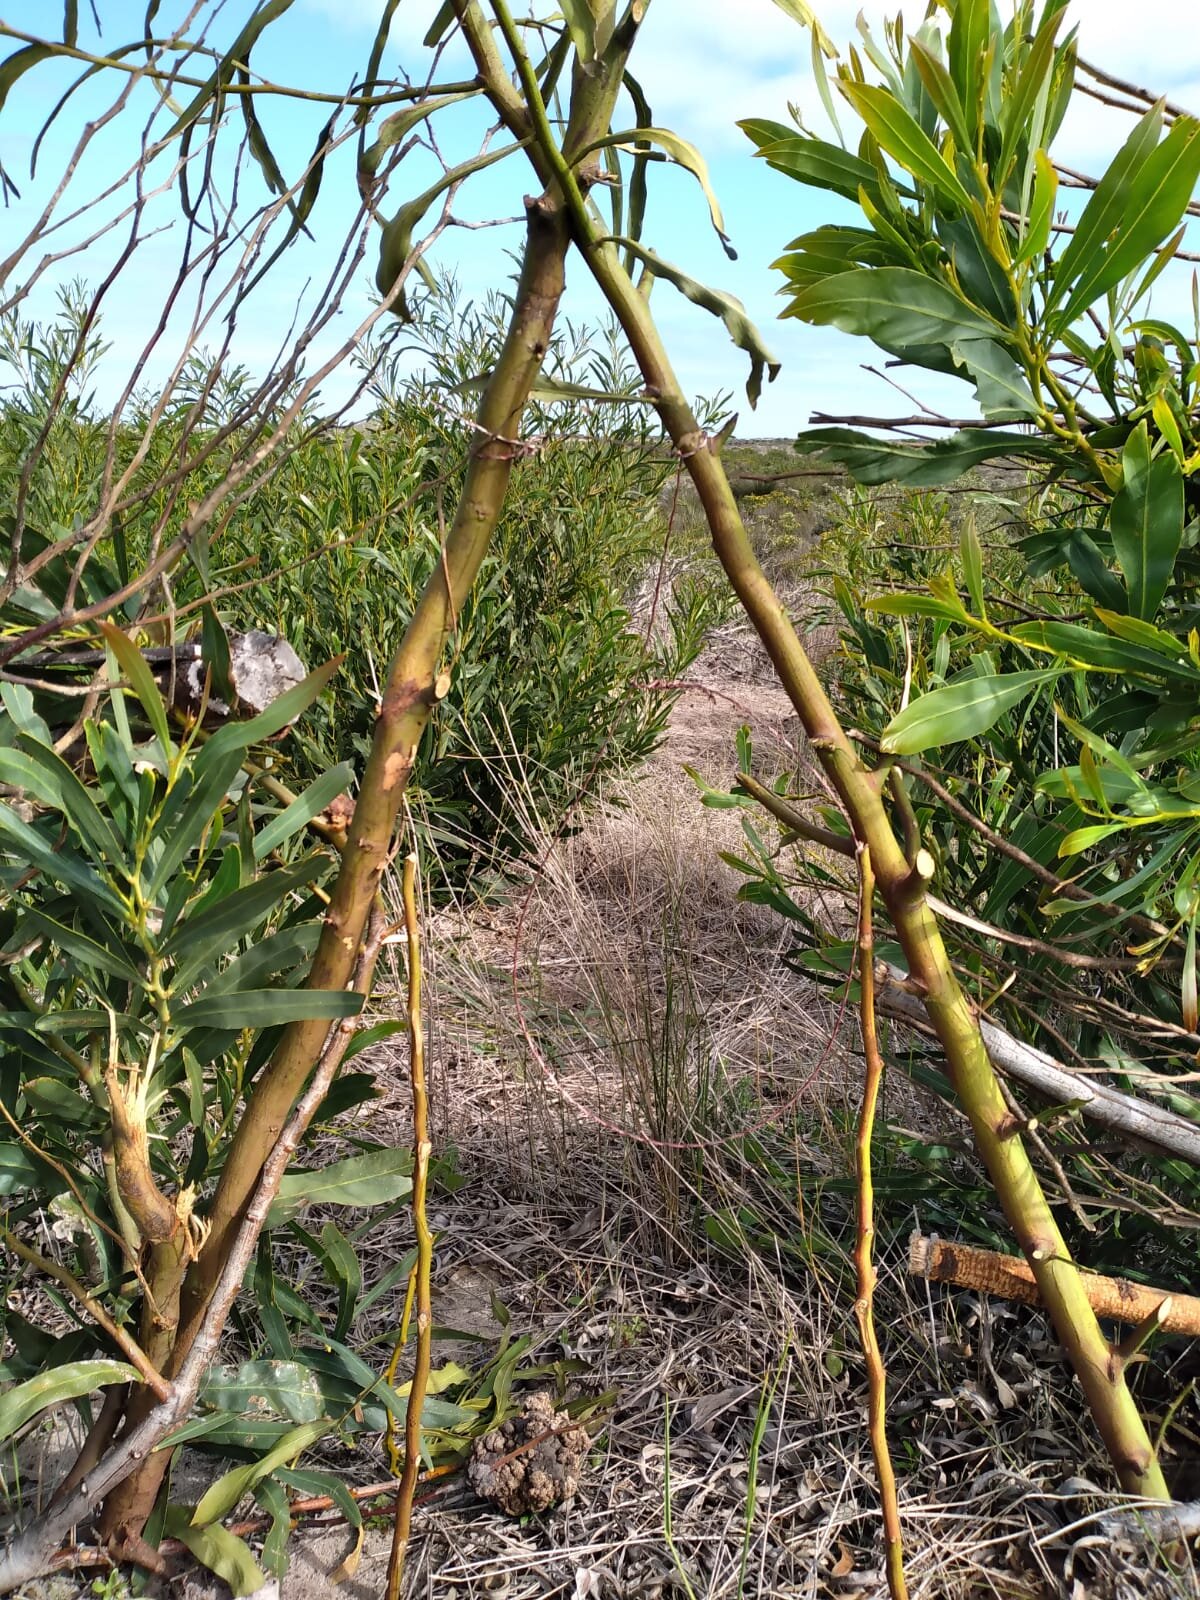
left=381, top=627, right=1191, bottom=1599
left=662, top=439, right=846, bottom=600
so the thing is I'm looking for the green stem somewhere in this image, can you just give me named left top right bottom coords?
left=553, top=140, right=1168, bottom=1505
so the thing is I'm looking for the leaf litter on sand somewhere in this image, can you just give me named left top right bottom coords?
left=318, top=626, right=1193, bottom=1600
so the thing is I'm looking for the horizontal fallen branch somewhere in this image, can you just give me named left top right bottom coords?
left=910, top=1232, right=1200, bottom=1337
left=877, top=967, right=1200, bottom=1169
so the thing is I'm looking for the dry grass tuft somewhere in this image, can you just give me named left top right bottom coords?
left=338, top=632, right=1193, bottom=1600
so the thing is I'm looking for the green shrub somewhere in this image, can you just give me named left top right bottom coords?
left=1, top=285, right=717, bottom=885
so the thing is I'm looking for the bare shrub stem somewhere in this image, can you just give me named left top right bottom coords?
left=387, top=853, right=433, bottom=1600
left=854, top=846, right=907, bottom=1600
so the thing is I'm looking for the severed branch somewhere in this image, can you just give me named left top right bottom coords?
left=385, top=853, right=434, bottom=1600
left=854, top=846, right=909, bottom=1600
left=909, top=1232, right=1200, bottom=1338
left=877, top=970, right=1200, bottom=1168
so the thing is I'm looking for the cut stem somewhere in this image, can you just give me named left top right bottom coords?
left=854, top=847, right=908, bottom=1600
left=386, top=852, right=433, bottom=1600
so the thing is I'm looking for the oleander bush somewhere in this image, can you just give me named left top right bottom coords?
left=2, top=284, right=715, bottom=886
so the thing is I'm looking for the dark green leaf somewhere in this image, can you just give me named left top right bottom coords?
left=1, top=738, right=126, bottom=868
left=171, top=987, right=362, bottom=1033
left=793, top=425, right=1065, bottom=486
left=163, top=855, right=325, bottom=969
left=740, top=121, right=886, bottom=203
left=267, top=1149, right=412, bottom=1226
left=0, top=43, right=56, bottom=122
left=1066, top=531, right=1126, bottom=612
left=162, top=1506, right=267, bottom=1597
left=1109, top=422, right=1184, bottom=620
left=908, top=37, right=973, bottom=156
left=0, top=1361, right=139, bottom=1444
left=253, top=1476, right=291, bottom=1579
left=787, top=267, right=999, bottom=355
left=1010, top=619, right=1198, bottom=679
left=839, top=82, right=974, bottom=209
left=19, top=906, right=141, bottom=983
left=606, top=239, right=779, bottom=407
left=201, top=1359, right=326, bottom=1424
left=998, top=8, right=1065, bottom=181
left=1056, top=113, right=1200, bottom=330
left=162, top=0, right=298, bottom=142
left=252, top=763, right=354, bottom=861
left=951, top=337, right=1037, bottom=417
left=276, top=1465, right=363, bottom=1527
left=947, top=0, right=990, bottom=132
left=0, top=805, right=126, bottom=914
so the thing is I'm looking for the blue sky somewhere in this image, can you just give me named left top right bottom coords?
left=2, top=0, right=1199, bottom=436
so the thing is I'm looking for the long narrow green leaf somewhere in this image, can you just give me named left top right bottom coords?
left=882, top=669, right=1058, bottom=754
left=252, top=762, right=354, bottom=861
left=793, top=425, right=1065, bottom=486
left=620, top=66, right=654, bottom=267
left=356, top=0, right=402, bottom=126
left=0, top=1361, right=139, bottom=1444
left=267, top=1149, right=413, bottom=1226
left=0, top=43, right=55, bottom=122
left=582, top=127, right=733, bottom=255
left=163, top=1506, right=266, bottom=1597
left=1045, top=101, right=1164, bottom=316
left=192, top=1419, right=331, bottom=1527
left=19, top=907, right=141, bottom=983
left=201, top=656, right=343, bottom=760
left=376, top=142, right=528, bottom=309
left=15, top=735, right=128, bottom=867
left=998, top=6, right=1065, bottom=181
left=839, top=82, right=974, bottom=210
left=607, top=238, right=780, bottom=407
left=907, top=37, right=973, bottom=156
left=947, top=0, right=991, bottom=136
left=1015, top=149, right=1056, bottom=265
left=740, top=121, right=886, bottom=203
left=171, top=987, right=362, bottom=1034
left=1010, top=620, right=1198, bottom=680
left=1108, top=422, right=1184, bottom=621
left=100, top=622, right=172, bottom=756
left=0, top=805, right=126, bottom=913
left=1055, top=114, right=1200, bottom=331
left=162, top=0, right=297, bottom=142
left=199, top=924, right=319, bottom=997
left=146, top=747, right=244, bottom=902
left=164, top=857, right=327, bottom=984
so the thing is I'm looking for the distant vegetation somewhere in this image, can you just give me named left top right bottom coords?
left=1, top=284, right=717, bottom=887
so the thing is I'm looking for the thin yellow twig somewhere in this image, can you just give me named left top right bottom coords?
left=855, top=844, right=908, bottom=1600
left=386, top=853, right=433, bottom=1600
left=0, top=1224, right=171, bottom=1402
